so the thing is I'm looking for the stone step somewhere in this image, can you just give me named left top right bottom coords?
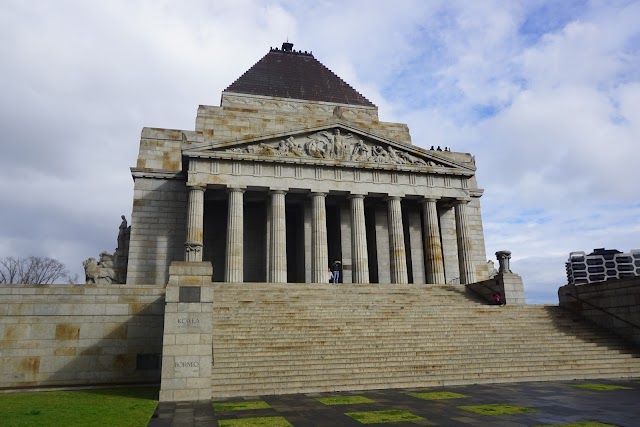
left=211, top=365, right=640, bottom=387
left=212, top=344, right=633, bottom=359
left=211, top=368, right=640, bottom=398
left=214, top=335, right=620, bottom=344
left=214, top=334, right=613, bottom=344
left=211, top=362, right=640, bottom=383
left=212, top=353, right=640, bottom=371
left=209, top=284, right=640, bottom=398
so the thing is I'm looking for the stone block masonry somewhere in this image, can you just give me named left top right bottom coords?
left=0, top=284, right=165, bottom=389
left=127, top=177, right=188, bottom=285
left=159, top=261, right=214, bottom=402
left=559, top=277, right=640, bottom=347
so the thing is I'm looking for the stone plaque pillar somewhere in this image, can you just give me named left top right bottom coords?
left=349, top=194, right=369, bottom=283
left=225, top=187, right=244, bottom=282
left=454, top=199, right=476, bottom=284
left=421, top=198, right=446, bottom=284
left=311, top=192, right=328, bottom=283
left=185, top=186, right=205, bottom=262
left=159, top=261, right=214, bottom=402
left=387, top=196, right=408, bottom=284
left=269, top=190, right=287, bottom=283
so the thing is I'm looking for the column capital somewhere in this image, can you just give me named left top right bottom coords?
left=227, top=186, right=246, bottom=193
left=347, top=193, right=366, bottom=200
left=452, top=197, right=470, bottom=205
left=384, top=195, right=403, bottom=202
left=269, top=189, right=287, bottom=195
left=187, top=185, right=206, bottom=192
left=309, top=191, right=327, bottom=197
left=420, top=197, right=440, bottom=204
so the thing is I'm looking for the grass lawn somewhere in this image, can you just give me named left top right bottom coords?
left=458, top=403, right=537, bottom=416
left=534, top=423, right=617, bottom=427
left=214, top=401, right=272, bottom=411
left=0, top=387, right=158, bottom=427
left=218, top=416, right=292, bottom=427
left=571, top=383, right=633, bottom=391
left=345, top=409, right=423, bottom=424
left=315, top=395, right=376, bottom=405
left=407, top=391, right=469, bottom=400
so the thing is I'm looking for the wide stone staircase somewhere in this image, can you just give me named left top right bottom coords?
left=211, top=283, right=640, bottom=398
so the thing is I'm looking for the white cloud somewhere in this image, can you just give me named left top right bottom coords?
left=0, top=0, right=638, bottom=303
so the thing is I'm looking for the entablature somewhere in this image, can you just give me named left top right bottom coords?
left=183, top=121, right=475, bottom=178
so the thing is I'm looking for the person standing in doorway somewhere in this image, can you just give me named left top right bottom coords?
left=331, top=260, right=342, bottom=284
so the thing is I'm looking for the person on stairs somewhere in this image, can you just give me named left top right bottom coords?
left=331, top=260, right=341, bottom=284
left=492, top=293, right=505, bottom=306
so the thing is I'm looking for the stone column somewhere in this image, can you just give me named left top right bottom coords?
left=454, top=199, right=476, bottom=284
left=386, top=196, right=408, bottom=284
left=349, top=194, right=369, bottom=283
left=421, top=198, right=446, bottom=284
left=311, top=192, right=328, bottom=283
left=224, top=187, right=244, bottom=282
left=269, top=190, right=287, bottom=283
left=184, top=186, right=205, bottom=262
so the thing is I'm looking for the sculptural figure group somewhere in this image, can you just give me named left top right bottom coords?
left=83, top=215, right=130, bottom=285
left=227, top=129, right=441, bottom=167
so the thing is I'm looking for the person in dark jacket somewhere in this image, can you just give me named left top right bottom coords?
left=330, top=260, right=341, bottom=283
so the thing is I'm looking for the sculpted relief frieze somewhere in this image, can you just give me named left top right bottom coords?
left=225, top=129, right=445, bottom=167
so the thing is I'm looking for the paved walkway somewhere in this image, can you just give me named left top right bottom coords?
left=149, top=378, right=640, bottom=426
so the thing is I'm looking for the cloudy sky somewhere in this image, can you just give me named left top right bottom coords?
left=1, top=0, right=638, bottom=302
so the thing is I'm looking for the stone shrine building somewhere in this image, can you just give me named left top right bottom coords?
left=127, top=42, right=490, bottom=286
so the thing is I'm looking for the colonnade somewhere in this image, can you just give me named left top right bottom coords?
left=184, top=185, right=477, bottom=284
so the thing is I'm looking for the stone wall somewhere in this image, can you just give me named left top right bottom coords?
left=198, top=93, right=412, bottom=145
left=467, top=272, right=526, bottom=305
left=127, top=176, right=187, bottom=285
left=0, top=285, right=165, bottom=389
left=558, top=278, right=640, bottom=347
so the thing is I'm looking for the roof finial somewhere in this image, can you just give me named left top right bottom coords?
left=282, top=41, right=293, bottom=52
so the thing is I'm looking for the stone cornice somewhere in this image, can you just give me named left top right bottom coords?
left=130, top=168, right=186, bottom=180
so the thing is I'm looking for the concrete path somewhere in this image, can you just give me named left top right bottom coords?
left=149, top=378, right=640, bottom=426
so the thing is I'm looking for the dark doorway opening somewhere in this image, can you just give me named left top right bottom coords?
left=402, top=202, right=414, bottom=284
left=286, top=203, right=305, bottom=283
left=244, top=199, right=267, bottom=282
left=365, top=205, right=379, bottom=283
left=203, top=198, right=227, bottom=282
left=326, top=204, right=343, bottom=283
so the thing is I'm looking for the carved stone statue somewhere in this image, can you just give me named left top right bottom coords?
left=487, top=260, right=498, bottom=278
left=83, top=252, right=117, bottom=285
left=117, top=215, right=128, bottom=249
left=84, top=215, right=131, bottom=285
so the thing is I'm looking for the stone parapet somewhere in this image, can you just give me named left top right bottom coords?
left=467, top=272, right=526, bottom=305
left=0, top=285, right=165, bottom=389
left=558, top=277, right=640, bottom=347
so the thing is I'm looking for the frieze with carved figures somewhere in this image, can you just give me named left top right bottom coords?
left=225, top=129, right=445, bottom=167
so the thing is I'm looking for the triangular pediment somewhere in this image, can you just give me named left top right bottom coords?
left=183, top=123, right=474, bottom=174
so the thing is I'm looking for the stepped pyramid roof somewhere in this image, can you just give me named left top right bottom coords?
left=224, top=42, right=375, bottom=107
